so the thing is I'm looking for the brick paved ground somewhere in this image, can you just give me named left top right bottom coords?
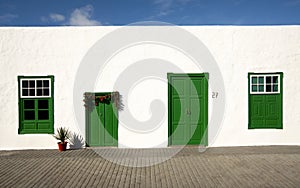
left=0, top=146, right=300, bottom=188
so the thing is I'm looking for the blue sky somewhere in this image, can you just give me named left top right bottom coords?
left=0, top=0, right=300, bottom=26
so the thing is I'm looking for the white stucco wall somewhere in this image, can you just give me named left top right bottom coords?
left=0, top=26, right=299, bottom=150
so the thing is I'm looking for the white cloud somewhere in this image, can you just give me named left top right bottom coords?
left=69, top=5, right=100, bottom=26
left=40, top=16, right=47, bottom=22
left=0, top=13, right=18, bottom=23
left=49, top=13, right=65, bottom=22
left=41, top=13, right=65, bottom=23
left=177, top=0, right=193, bottom=4
left=154, top=0, right=173, bottom=10
left=40, top=5, right=100, bottom=26
left=285, top=0, right=300, bottom=6
left=153, top=0, right=193, bottom=18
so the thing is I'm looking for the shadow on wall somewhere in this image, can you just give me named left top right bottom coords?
left=69, top=133, right=85, bottom=149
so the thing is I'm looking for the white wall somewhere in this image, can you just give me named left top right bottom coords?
left=0, top=26, right=299, bottom=150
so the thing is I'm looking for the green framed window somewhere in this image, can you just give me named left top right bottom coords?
left=18, top=76, right=54, bottom=134
left=248, top=72, right=283, bottom=129
left=250, top=74, right=280, bottom=94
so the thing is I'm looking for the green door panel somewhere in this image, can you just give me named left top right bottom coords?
left=250, top=95, right=265, bottom=126
left=249, top=95, right=282, bottom=128
left=86, top=92, right=118, bottom=147
left=172, top=98, right=182, bottom=125
left=168, top=73, right=208, bottom=146
left=103, top=103, right=118, bottom=146
left=22, top=122, right=36, bottom=130
left=19, top=99, right=54, bottom=134
left=38, top=122, right=52, bottom=130
left=89, top=105, right=102, bottom=146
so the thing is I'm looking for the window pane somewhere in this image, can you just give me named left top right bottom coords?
left=273, top=76, right=278, bottom=83
left=273, top=85, right=278, bottom=92
left=37, top=89, right=43, bottom=96
left=37, top=80, right=43, bottom=87
left=251, top=77, right=257, bottom=84
left=43, top=80, right=49, bottom=87
left=24, top=111, right=35, bottom=120
left=38, top=100, right=48, bottom=109
left=29, top=80, right=35, bottom=87
left=44, top=89, right=49, bottom=96
left=22, top=80, right=28, bottom=88
left=259, top=85, right=264, bottom=92
left=22, top=89, right=28, bottom=96
left=252, top=85, right=257, bottom=92
left=24, top=100, right=34, bottom=109
left=259, top=77, right=264, bottom=84
left=29, top=89, right=35, bottom=96
left=266, top=85, right=272, bottom=92
left=266, top=76, right=271, bottom=84
left=38, top=110, right=49, bottom=120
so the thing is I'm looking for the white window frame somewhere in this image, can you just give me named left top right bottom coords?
left=250, top=74, right=280, bottom=94
left=20, top=78, right=51, bottom=98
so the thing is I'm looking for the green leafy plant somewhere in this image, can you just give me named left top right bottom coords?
left=54, top=127, right=70, bottom=143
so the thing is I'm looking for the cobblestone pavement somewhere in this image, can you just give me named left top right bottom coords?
left=0, top=146, right=300, bottom=188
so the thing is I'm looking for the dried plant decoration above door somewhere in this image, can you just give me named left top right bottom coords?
left=83, top=91, right=120, bottom=111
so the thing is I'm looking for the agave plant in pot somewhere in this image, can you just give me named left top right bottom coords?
left=54, top=127, right=70, bottom=151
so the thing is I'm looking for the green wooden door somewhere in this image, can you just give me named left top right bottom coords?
left=248, top=73, right=283, bottom=129
left=168, top=73, right=208, bottom=146
left=86, top=93, right=118, bottom=146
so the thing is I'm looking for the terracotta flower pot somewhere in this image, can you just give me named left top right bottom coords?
left=58, top=142, right=67, bottom=151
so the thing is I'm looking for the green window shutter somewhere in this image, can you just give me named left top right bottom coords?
left=18, top=76, right=54, bottom=134
left=248, top=73, right=283, bottom=129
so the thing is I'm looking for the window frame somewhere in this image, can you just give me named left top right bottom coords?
left=250, top=74, right=280, bottom=94
left=20, top=78, right=51, bottom=98
left=18, top=75, right=54, bottom=134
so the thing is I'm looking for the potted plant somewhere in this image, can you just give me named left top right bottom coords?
left=54, top=127, right=70, bottom=151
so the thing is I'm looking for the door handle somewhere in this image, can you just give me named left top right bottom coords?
left=187, top=109, right=191, bottom=115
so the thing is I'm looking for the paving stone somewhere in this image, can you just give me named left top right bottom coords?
left=0, top=146, right=299, bottom=187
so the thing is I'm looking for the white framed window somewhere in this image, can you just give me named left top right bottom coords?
left=250, top=74, right=280, bottom=94
left=20, top=78, right=51, bottom=98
